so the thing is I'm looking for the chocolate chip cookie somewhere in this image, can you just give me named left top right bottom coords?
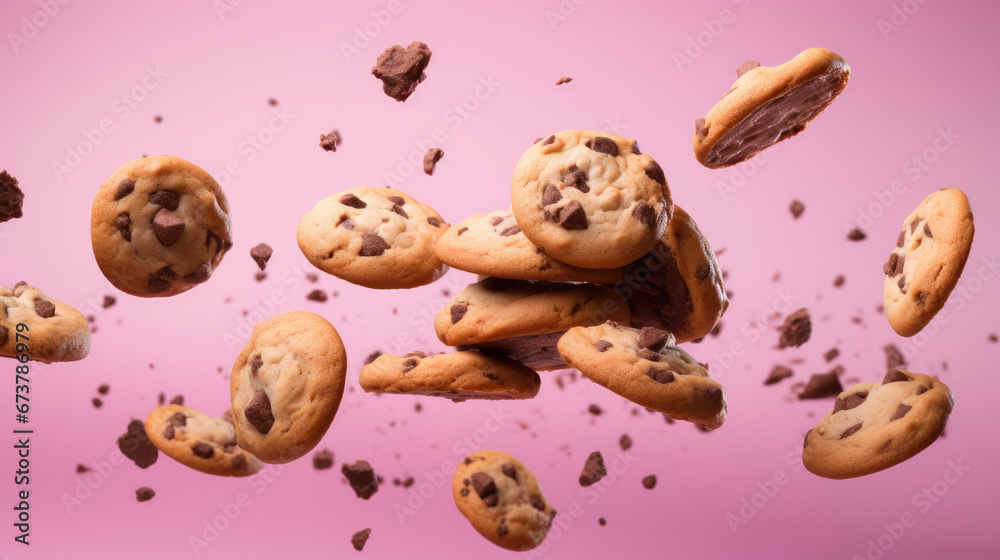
left=557, top=322, right=727, bottom=430
left=883, top=188, right=975, bottom=337
left=435, top=277, right=630, bottom=371
left=693, top=48, right=850, bottom=168
left=90, top=155, right=233, bottom=297
left=0, top=282, right=90, bottom=363
left=359, top=350, right=541, bottom=401
left=145, top=405, right=263, bottom=477
left=230, top=312, right=347, bottom=464
left=802, top=369, right=953, bottom=479
left=511, top=130, right=672, bottom=269
left=297, top=186, right=449, bottom=289
left=453, top=450, right=556, bottom=551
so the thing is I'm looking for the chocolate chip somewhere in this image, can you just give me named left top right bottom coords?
left=764, top=365, right=793, bottom=385
left=340, top=193, right=367, bottom=208
left=401, top=358, right=419, bottom=373
left=460, top=488, right=470, bottom=496
left=191, top=442, right=214, bottom=459
left=116, top=213, right=132, bottom=241
left=169, top=394, right=184, bottom=406
left=897, top=230, right=906, bottom=247
left=639, top=327, right=670, bottom=351
left=884, top=345, right=906, bottom=369
left=11, top=281, right=27, bottom=297
left=427, top=216, right=442, bottom=227
left=644, top=161, right=666, bottom=186
left=359, top=233, right=390, bottom=256
left=916, top=292, right=927, bottom=306
left=0, top=326, right=7, bottom=347
left=146, top=275, right=171, bottom=294
left=910, top=217, right=921, bottom=234
left=736, top=60, right=761, bottom=77
left=632, top=200, right=656, bottom=228
left=798, top=370, right=842, bottom=399
left=599, top=517, right=607, bottom=526
left=890, top=403, right=912, bottom=421
left=149, top=190, right=180, bottom=211
left=470, top=472, right=499, bottom=505
left=898, top=276, right=907, bottom=294
left=593, top=340, right=613, bottom=352
left=694, top=265, right=712, bottom=282
left=694, top=118, right=709, bottom=140
left=250, top=243, right=273, bottom=271
left=530, top=495, right=546, bottom=512
left=834, top=275, right=845, bottom=287
left=114, top=179, right=135, bottom=201
left=456, top=226, right=468, bottom=236
left=824, top=348, right=839, bottom=362
left=450, top=304, right=468, bottom=324
left=557, top=200, right=588, bottom=230
left=102, top=295, right=116, bottom=309
left=561, top=165, right=589, bottom=193
left=585, top=137, right=619, bottom=156
left=319, top=130, right=339, bottom=152
left=364, top=351, right=383, bottom=365
left=883, top=369, right=911, bottom=384
left=642, top=475, right=657, bottom=489
left=306, top=289, right=327, bottom=302
left=76, top=464, right=90, bottom=473
left=883, top=252, right=904, bottom=276
left=501, top=463, right=518, bottom=481
left=337, top=216, right=356, bottom=230
left=555, top=76, right=572, bottom=85
left=169, top=412, right=187, bottom=428
left=833, top=392, right=867, bottom=413
left=98, top=384, right=110, bottom=395
left=244, top=389, right=275, bottom=434
left=588, top=404, right=603, bottom=416
left=778, top=308, right=811, bottom=348
left=183, top=263, right=212, bottom=285
left=916, top=385, right=930, bottom=395
left=790, top=200, right=805, bottom=218
left=542, top=184, right=563, bottom=207
left=497, top=522, right=508, bottom=537
left=117, top=419, right=158, bottom=469
left=351, top=528, right=372, bottom=552
left=33, top=298, right=55, bottom=318
left=500, top=224, right=520, bottom=236
left=923, top=223, right=932, bottom=238
left=0, top=171, right=23, bottom=222
left=92, top=397, right=103, bottom=408
left=542, top=135, right=555, bottom=145
left=637, top=348, right=660, bottom=361
left=231, top=455, right=247, bottom=470
left=619, top=434, right=632, bottom=451
left=343, top=460, right=379, bottom=499
left=579, top=451, right=607, bottom=487
left=489, top=216, right=503, bottom=226
left=645, top=367, right=675, bottom=384
left=313, top=449, right=334, bottom=470
left=463, top=457, right=473, bottom=465
left=839, top=423, right=863, bottom=439
left=371, top=41, right=432, bottom=102
left=250, top=356, right=263, bottom=375
left=135, top=487, right=156, bottom=502
left=423, top=148, right=444, bottom=175
left=847, top=228, right=866, bottom=241
left=803, top=429, right=813, bottom=448
left=153, top=208, right=185, bottom=246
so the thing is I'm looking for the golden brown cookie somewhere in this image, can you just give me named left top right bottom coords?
left=0, top=281, right=90, bottom=363
left=145, top=405, right=263, bottom=477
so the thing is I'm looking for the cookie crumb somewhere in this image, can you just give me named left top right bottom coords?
left=833, top=275, right=845, bottom=287
left=598, top=517, right=607, bottom=526
left=824, top=348, right=839, bottom=362
left=422, top=148, right=444, bottom=175
left=307, top=289, right=327, bottom=302
left=0, top=170, right=25, bottom=223
left=587, top=404, right=603, bottom=416
left=884, top=344, right=906, bottom=369
left=250, top=243, right=273, bottom=271
left=254, top=272, right=267, bottom=282
left=313, top=449, right=334, bottom=470
left=97, top=384, right=110, bottom=395
left=799, top=369, right=843, bottom=399
left=169, top=394, right=183, bottom=405
left=343, top=460, right=379, bottom=499
left=555, top=76, right=573, bottom=85
left=847, top=228, right=866, bottom=241
left=153, top=115, right=163, bottom=123
left=619, top=434, right=632, bottom=451
left=306, top=273, right=319, bottom=283
left=320, top=130, right=340, bottom=152
left=579, top=451, right=607, bottom=487
left=135, top=486, right=156, bottom=502
left=414, top=402, right=422, bottom=413
left=642, top=475, right=657, bottom=489
left=268, top=97, right=278, bottom=106
left=371, top=41, right=432, bottom=102
left=76, top=464, right=90, bottom=473
left=351, top=528, right=372, bottom=551
left=765, top=365, right=793, bottom=385
left=102, top=295, right=116, bottom=309
left=117, top=420, right=158, bottom=469
left=778, top=308, right=812, bottom=348
left=92, top=397, right=103, bottom=409
left=789, top=200, right=805, bottom=219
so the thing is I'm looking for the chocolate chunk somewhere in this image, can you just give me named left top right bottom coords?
left=585, top=137, right=619, bottom=156
left=542, top=135, right=556, bottom=145
left=588, top=404, right=603, bottom=416
left=116, top=213, right=132, bottom=241
left=883, top=252, right=904, bottom=276
left=790, top=200, right=805, bottom=218
left=76, top=464, right=90, bottom=473
left=645, top=367, right=674, bottom=384
left=883, top=369, right=911, bottom=384
left=764, top=365, right=793, bottom=385
left=459, top=487, right=469, bottom=496
left=351, top=528, right=372, bottom=552
left=402, top=358, right=419, bottom=373
left=803, top=429, right=813, bottom=448
left=847, top=228, right=866, bottom=241
left=113, top=178, right=135, bottom=201
left=463, top=457, right=473, bottom=465
left=639, top=327, right=670, bottom=351
left=319, top=130, right=339, bottom=152
left=916, top=292, right=927, bottom=306
left=359, top=233, right=391, bottom=257
left=923, top=223, right=932, bottom=238
left=579, top=451, right=607, bottom=487
left=898, top=276, right=907, bottom=294
left=632, top=200, right=655, bottom=228
left=169, top=412, right=187, bottom=428
left=0, top=326, right=7, bottom=347
left=98, top=384, right=110, bottom=395
left=191, top=442, right=214, bottom=459
left=92, top=397, right=103, bottom=408
left=833, top=275, right=845, bottom=287
left=135, top=487, right=156, bottom=502
left=33, top=298, right=55, bottom=318
left=897, top=230, right=906, bottom=247
left=644, top=161, right=666, bottom=186
left=833, top=392, right=867, bottom=413
left=244, top=389, right=275, bottom=434
left=593, top=340, right=613, bottom=352
left=557, top=200, right=588, bottom=230
left=542, top=184, right=563, bottom=207
left=619, top=434, right=632, bottom=451
left=306, top=289, right=327, bottom=302
left=250, top=243, right=273, bottom=271
left=371, top=41, right=432, bottom=102
left=839, top=423, right=863, bottom=439
left=169, top=394, right=184, bottom=406
left=364, top=351, right=383, bottom=365
left=337, top=216, right=356, bottom=230
left=736, top=60, right=761, bottom=77
left=231, top=455, right=247, bottom=470
left=102, top=295, right=116, bottom=309
left=427, top=216, right=442, bottom=227
left=530, top=495, right=546, bottom=512
left=599, top=517, right=607, bottom=526
left=884, top=345, right=906, bottom=369
left=183, top=263, right=212, bottom=285
left=500, top=224, right=520, bottom=236
left=153, top=115, right=163, bottom=123
left=910, top=217, right=921, bottom=234
left=450, top=304, right=468, bottom=324
left=423, top=148, right=444, bottom=175
left=456, top=226, right=468, bottom=236
left=636, top=348, right=660, bottom=361
left=250, top=356, right=263, bottom=375
left=891, top=403, right=912, bottom=421
left=117, top=419, right=158, bottom=469
left=798, top=370, right=842, bottom=399
left=824, top=348, right=839, bottom=362
left=498, top=522, right=508, bottom=537
left=916, top=385, right=930, bottom=395
left=340, top=193, right=367, bottom=208
left=490, top=216, right=504, bottom=226
left=470, top=472, right=498, bottom=505
left=694, top=118, right=709, bottom=141
left=149, top=190, right=180, bottom=211
left=313, top=449, right=334, bottom=470
left=555, top=76, right=573, bottom=85
left=501, top=463, right=518, bottom=481
left=642, top=475, right=657, bottom=489
left=778, top=308, right=811, bottom=348
left=561, top=165, right=589, bottom=192
left=153, top=208, right=185, bottom=246
left=146, top=275, right=171, bottom=294
left=343, top=460, right=379, bottom=499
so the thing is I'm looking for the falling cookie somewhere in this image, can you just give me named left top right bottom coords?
left=0, top=282, right=90, bottom=362
left=145, top=405, right=263, bottom=477
left=693, top=48, right=850, bottom=168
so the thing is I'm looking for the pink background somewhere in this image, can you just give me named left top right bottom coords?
left=2, top=0, right=998, bottom=558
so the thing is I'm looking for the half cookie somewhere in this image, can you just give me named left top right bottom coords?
left=1, top=281, right=91, bottom=363
left=145, top=405, right=263, bottom=477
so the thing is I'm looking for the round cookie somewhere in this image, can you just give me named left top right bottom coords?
left=557, top=322, right=727, bottom=430
left=0, top=281, right=90, bottom=363
left=693, top=48, right=850, bottom=168
left=453, top=450, right=556, bottom=552
left=297, top=186, right=449, bottom=289
left=435, top=278, right=630, bottom=371
left=616, top=205, right=728, bottom=342
left=359, top=350, right=541, bottom=401
left=434, top=208, right=623, bottom=283
left=145, top=405, right=263, bottom=477
left=230, top=312, right=347, bottom=464
left=883, top=188, right=975, bottom=337
left=802, top=369, right=953, bottom=479
left=511, top=130, right=672, bottom=269
left=91, top=155, right=233, bottom=297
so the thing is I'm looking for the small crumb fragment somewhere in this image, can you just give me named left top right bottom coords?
left=619, top=434, right=632, bottom=451
left=320, top=130, right=340, bottom=152
left=307, top=289, right=327, bottom=302
left=642, top=475, right=657, bottom=489
left=555, top=76, right=573, bottom=85
left=789, top=200, right=805, bottom=219
left=847, top=228, right=866, bottom=241
left=765, top=365, right=793, bottom=385
left=423, top=148, right=444, bottom=175
left=587, top=404, right=602, bottom=416
left=250, top=243, right=273, bottom=270
left=313, top=449, right=334, bottom=470
left=351, top=528, right=371, bottom=551
left=579, top=451, right=607, bottom=487
left=135, top=486, right=156, bottom=502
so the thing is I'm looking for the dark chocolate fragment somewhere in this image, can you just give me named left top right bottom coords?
left=135, top=487, right=156, bottom=502
left=423, top=148, right=444, bottom=175
left=923, top=223, right=932, bottom=238
left=183, top=263, right=212, bottom=285
left=555, top=76, right=572, bottom=85
left=833, top=392, right=867, bottom=413
left=632, top=200, right=655, bottom=228
left=557, top=200, right=588, bottom=230
left=644, top=161, right=666, bottom=186
left=371, top=41, right=432, bottom=102
left=306, top=289, right=327, bottom=302
left=319, top=130, right=339, bottom=152
left=847, top=228, right=866, bottom=241
left=778, top=308, right=811, bottom=348
left=840, top=423, right=863, bottom=439
left=798, top=370, right=842, bottom=399
left=340, top=193, right=367, bottom=208
left=897, top=230, right=906, bottom=247
left=117, top=419, right=158, bottom=468
left=764, top=365, right=793, bottom=385
left=33, top=298, right=56, bottom=318
left=619, top=434, right=632, bottom=451
left=890, top=403, right=912, bottom=421
left=542, top=184, right=562, bottom=207
left=561, top=165, right=589, bottom=193
left=313, top=449, right=334, bottom=470
left=639, top=327, right=669, bottom=351
left=501, top=463, right=518, bottom=481
left=427, top=216, right=442, bottom=227
left=883, top=369, right=911, bottom=384
left=343, top=460, right=379, bottom=499
left=542, top=135, right=556, bottom=145
left=102, top=295, right=116, bottom=308
left=500, top=224, right=520, bottom=236
left=637, top=348, right=660, bottom=361
left=113, top=178, right=135, bottom=201
left=884, top=345, right=906, bottom=369
left=645, top=367, right=674, bottom=384
left=790, top=200, right=805, bottom=218
left=593, top=340, right=613, bottom=352
left=642, top=475, right=657, bottom=489
left=387, top=196, right=405, bottom=206
left=116, top=213, right=132, bottom=241
left=191, top=442, right=214, bottom=459
left=149, top=190, right=180, bottom=211
left=471, top=472, right=498, bottom=506
left=250, top=243, right=273, bottom=271
left=736, top=60, right=761, bottom=77
left=588, top=404, right=603, bottom=416
left=694, top=118, right=709, bottom=141
left=824, top=348, right=839, bottom=362
left=153, top=208, right=185, bottom=246
left=250, top=356, right=263, bottom=375
left=579, top=451, right=607, bottom=487
left=450, top=304, right=468, bottom=324
left=351, top=528, right=372, bottom=552
left=359, top=233, right=390, bottom=257
left=244, top=389, right=275, bottom=434
left=585, top=137, right=619, bottom=156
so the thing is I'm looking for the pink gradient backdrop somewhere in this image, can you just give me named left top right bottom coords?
left=2, top=0, right=998, bottom=558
